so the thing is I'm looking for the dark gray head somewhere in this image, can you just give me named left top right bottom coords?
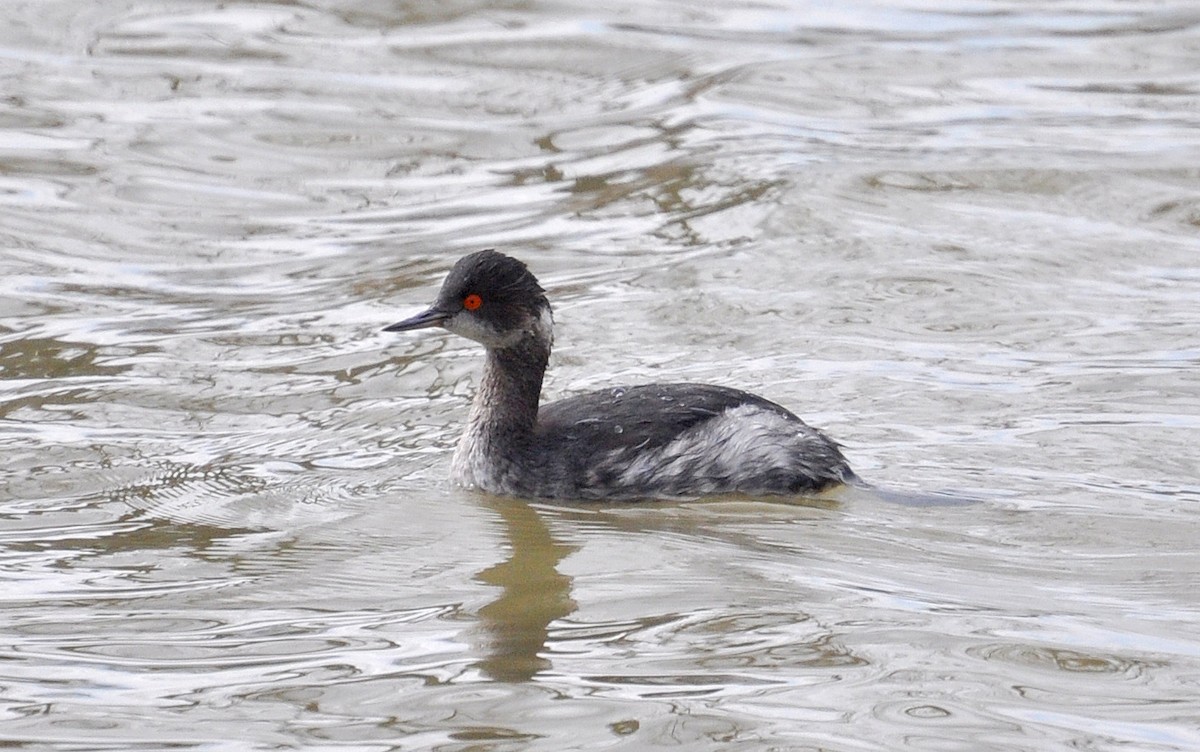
left=384, top=250, right=553, bottom=350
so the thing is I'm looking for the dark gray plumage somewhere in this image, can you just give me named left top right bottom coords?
left=385, top=250, right=855, bottom=500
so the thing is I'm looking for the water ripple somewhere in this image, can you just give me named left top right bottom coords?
left=4, top=0, right=1200, bottom=749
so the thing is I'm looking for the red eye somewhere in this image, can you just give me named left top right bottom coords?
left=463, top=293, right=483, bottom=311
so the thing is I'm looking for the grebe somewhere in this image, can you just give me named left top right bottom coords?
left=385, top=250, right=855, bottom=500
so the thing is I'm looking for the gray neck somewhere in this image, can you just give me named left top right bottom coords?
left=451, top=307, right=554, bottom=490
left=466, top=335, right=550, bottom=444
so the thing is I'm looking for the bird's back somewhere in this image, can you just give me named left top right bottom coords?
left=530, top=383, right=853, bottom=499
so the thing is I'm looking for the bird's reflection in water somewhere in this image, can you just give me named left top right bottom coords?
left=467, top=490, right=900, bottom=682
left=473, top=496, right=578, bottom=682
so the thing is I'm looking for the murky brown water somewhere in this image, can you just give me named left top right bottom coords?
left=4, top=1, right=1200, bottom=749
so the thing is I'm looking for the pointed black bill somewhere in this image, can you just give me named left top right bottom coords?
left=383, top=307, right=453, bottom=332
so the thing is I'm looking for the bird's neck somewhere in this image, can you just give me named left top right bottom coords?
left=468, top=337, right=549, bottom=441
left=451, top=309, right=554, bottom=491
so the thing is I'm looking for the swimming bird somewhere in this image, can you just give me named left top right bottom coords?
left=385, top=250, right=855, bottom=500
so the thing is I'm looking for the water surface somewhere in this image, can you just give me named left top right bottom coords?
left=3, top=1, right=1200, bottom=749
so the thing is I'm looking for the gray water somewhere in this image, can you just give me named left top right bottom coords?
left=3, top=1, right=1200, bottom=750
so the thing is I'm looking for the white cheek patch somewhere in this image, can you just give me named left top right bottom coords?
left=445, top=306, right=552, bottom=351
left=532, top=307, right=554, bottom=348
left=446, top=311, right=523, bottom=349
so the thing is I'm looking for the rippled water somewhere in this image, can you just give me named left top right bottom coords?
left=4, top=0, right=1200, bottom=749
